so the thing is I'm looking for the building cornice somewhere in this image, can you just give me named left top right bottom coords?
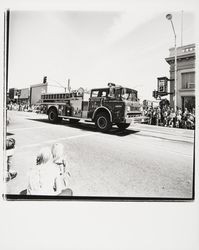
left=165, top=52, right=195, bottom=64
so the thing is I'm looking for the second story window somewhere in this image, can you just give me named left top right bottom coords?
left=181, top=72, right=195, bottom=89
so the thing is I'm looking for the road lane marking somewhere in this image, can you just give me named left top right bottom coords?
left=16, top=133, right=94, bottom=150
left=8, top=125, right=54, bottom=132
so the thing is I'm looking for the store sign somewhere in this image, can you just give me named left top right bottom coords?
left=19, top=88, right=30, bottom=99
left=157, top=77, right=168, bottom=95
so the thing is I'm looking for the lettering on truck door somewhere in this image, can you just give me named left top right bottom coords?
left=88, top=90, right=103, bottom=118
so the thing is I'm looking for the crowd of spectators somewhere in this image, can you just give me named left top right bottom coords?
left=7, top=102, right=42, bottom=113
left=143, top=106, right=195, bottom=129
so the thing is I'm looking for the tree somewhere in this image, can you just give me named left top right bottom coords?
left=159, top=98, right=170, bottom=109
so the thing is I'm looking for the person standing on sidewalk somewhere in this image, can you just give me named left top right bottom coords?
left=4, top=138, right=17, bottom=182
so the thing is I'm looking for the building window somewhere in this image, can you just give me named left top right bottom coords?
left=181, top=72, right=195, bottom=89
left=182, top=96, right=195, bottom=112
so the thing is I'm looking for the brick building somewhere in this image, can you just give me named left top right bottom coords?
left=165, top=43, right=195, bottom=111
left=8, top=88, right=30, bottom=104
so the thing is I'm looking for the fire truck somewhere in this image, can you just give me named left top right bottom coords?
left=39, top=83, right=143, bottom=132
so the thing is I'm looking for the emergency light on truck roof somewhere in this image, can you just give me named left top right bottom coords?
left=108, top=83, right=116, bottom=87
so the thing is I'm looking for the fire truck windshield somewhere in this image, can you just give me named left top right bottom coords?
left=121, top=88, right=137, bottom=101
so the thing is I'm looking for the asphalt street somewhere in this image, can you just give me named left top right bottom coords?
left=5, top=110, right=194, bottom=198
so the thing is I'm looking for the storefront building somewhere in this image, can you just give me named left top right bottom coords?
left=8, top=88, right=30, bottom=105
left=18, top=88, right=30, bottom=105
left=165, top=43, right=195, bottom=111
left=8, top=88, right=18, bottom=102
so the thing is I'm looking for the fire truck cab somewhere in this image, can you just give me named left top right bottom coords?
left=39, top=83, right=143, bottom=132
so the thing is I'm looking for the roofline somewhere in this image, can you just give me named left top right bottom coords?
left=169, top=43, right=195, bottom=50
left=30, top=83, right=48, bottom=87
left=165, top=52, right=195, bottom=63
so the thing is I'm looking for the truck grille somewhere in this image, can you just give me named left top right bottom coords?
left=127, top=112, right=141, bottom=118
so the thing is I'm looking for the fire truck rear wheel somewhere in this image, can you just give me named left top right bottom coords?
left=48, top=108, right=61, bottom=123
left=95, top=112, right=112, bottom=132
left=117, top=123, right=130, bottom=130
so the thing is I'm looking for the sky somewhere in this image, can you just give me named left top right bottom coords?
left=8, top=3, right=196, bottom=100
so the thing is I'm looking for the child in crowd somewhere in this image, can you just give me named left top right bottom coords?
left=51, top=143, right=71, bottom=191
left=168, top=108, right=176, bottom=127
left=176, top=108, right=182, bottom=128
left=27, top=147, right=62, bottom=195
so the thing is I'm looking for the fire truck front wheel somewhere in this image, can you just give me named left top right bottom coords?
left=116, top=123, right=130, bottom=130
left=95, top=112, right=112, bottom=132
left=48, top=108, right=62, bottom=123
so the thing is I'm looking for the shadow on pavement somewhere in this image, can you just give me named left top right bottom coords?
left=7, top=132, right=15, bottom=136
left=27, top=118, right=140, bottom=137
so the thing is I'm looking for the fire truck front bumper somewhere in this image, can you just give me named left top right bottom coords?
left=125, top=114, right=147, bottom=124
left=125, top=118, right=134, bottom=124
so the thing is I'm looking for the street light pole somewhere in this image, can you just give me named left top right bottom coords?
left=166, top=14, right=177, bottom=111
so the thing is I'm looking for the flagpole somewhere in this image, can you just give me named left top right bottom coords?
left=181, top=10, right=183, bottom=47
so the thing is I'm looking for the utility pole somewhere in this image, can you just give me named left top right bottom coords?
left=68, top=78, right=71, bottom=93
left=166, top=13, right=178, bottom=111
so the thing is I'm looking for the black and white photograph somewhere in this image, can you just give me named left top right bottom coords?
left=3, top=4, right=196, bottom=200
